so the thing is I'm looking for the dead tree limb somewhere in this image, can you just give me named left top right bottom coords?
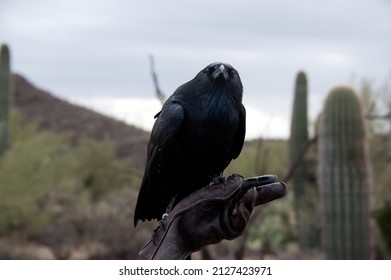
left=149, top=55, right=166, bottom=106
left=367, top=112, right=391, bottom=120
left=282, top=135, right=317, bottom=183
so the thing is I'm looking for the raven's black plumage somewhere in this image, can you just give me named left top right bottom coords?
left=134, top=62, right=246, bottom=226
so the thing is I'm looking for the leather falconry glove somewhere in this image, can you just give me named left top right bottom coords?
left=139, top=174, right=287, bottom=260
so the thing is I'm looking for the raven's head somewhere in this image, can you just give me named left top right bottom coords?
left=185, top=62, right=243, bottom=102
left=200, top=62, right=243, bottom=99
left=204, top=62, right=235, bottom=82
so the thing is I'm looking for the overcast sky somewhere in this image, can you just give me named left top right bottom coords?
left=1, top=0, right=390, bottom=139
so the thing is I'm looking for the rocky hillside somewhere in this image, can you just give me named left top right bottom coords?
left=12, top=74, right=150, bottom=167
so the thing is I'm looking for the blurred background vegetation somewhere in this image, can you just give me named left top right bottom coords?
left=1, top=43, right=390, bottom=259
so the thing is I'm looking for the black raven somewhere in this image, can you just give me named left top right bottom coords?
left=134, top=62, right=246, bottom=226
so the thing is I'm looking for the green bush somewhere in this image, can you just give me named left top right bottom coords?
left=0, top=111, right=135, bottom=237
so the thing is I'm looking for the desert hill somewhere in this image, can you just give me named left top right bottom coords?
left=12, top=74, right=149, bottom=167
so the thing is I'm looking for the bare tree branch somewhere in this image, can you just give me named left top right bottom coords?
left=149, top=55, right=166, bottom=106
left=367, top=112, right=391, bottom=120
left=253, top=137, right=270, bottom=175
left=234, top=206, right=263, bottom=259
left=282, top=135, right=317, bottom=183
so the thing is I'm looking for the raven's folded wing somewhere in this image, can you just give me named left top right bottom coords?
left=134, top=101, right=185, bottom=226
left=231, top=104, right=246, bottom=159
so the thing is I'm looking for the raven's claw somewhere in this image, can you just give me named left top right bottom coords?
left=151, top=213, right=169, bottom=245
left=210, top=176, right=227, bottom=185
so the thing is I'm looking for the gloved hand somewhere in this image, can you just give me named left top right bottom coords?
left=139, top=174, right=287, bottom=260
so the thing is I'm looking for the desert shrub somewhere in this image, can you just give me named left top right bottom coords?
left=0, top=111, right=137, bottom=241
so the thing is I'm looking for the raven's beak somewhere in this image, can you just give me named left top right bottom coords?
left=212, top=64, right=229, bottom=81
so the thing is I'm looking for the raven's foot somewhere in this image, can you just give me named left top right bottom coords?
left=151, top=213, right=169, bottom=245
left=210, top=175, right=227, bottom=185
left=159, top=213, right=169, bottom=229
left=165, top=195, right=177, bottom=215
left=228, top=173, right=243, bottom=180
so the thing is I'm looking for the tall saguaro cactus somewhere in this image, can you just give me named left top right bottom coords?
left=289, top=71, right=318, bottom=249
left=290, top=71, right=308, bottom=163
left=0, top=44, right=11, bottom=156
left=318, top=85, right=373, bottom=259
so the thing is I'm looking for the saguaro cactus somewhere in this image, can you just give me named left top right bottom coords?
left=0, top=44, right=11, bottom=156
left=289, top=71, right=318, bottom=249
left=290, top=71, right=308, bottom=163
left=318, top=85, right=373, bottom=259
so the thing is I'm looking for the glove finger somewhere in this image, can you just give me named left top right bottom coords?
left=242, top=175, right=278, bottom=190
left=254, top=181, right=287, bottom=206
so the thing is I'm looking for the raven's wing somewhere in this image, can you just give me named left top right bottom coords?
left=231, top=104, right=246, bottom=159
left=134, top=101, right=185, bottom=226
